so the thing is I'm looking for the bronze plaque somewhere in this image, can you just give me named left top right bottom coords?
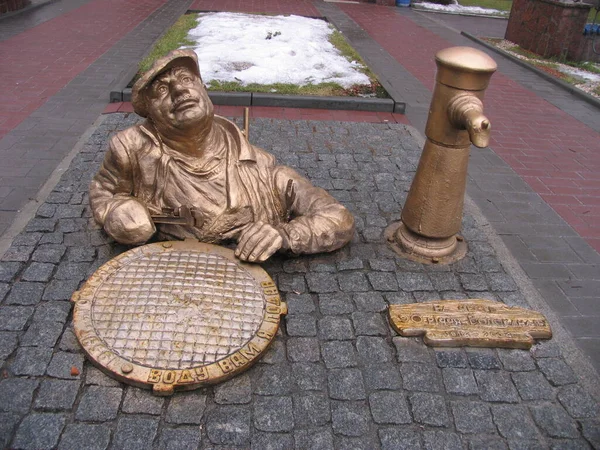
left=72, top=241, right=286, bottom=395
left=389, top=299, right=551, bottom=349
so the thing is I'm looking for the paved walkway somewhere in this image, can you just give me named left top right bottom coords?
left=0, top=1, right=599, bottom=449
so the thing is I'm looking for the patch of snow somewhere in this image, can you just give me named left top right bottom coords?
left=413, top=1, right=508, bottom=16
left=184, top=12, right=371, bottom=88
left=561, top=66, right=600, bottom=83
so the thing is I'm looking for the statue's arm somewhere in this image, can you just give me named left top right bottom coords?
left=89, top=135, right=155, bottom=245
left=274, top=166, right=355, bottom=255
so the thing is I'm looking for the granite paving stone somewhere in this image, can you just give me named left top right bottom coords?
left=401, top=363, right=443, bottom=392
left=287, top=337, right=321, bottom=363
left=580, top=419, right=600, bottom=448
left=441, top=368, right=479, bottom=396
left=292, top=362, right=327, bottom=391
left=338, top=272, right=370, bottom=292
left=254, top=396, right=295, bottom=432
left=285, top=293, right=315, bottom=314
left=353, top=292, right=387, bottom=312
left=294, top=428, right=335, bottom=450
left=75, top=386, right=123, bottom=421
left=422, top=430, right=463, bottom=450
left=331, top=400, right=370, bottom=437
left=497, top=349, right=536, bottom=372
left=293, top=392, right=331, bottom=427
left=378, top=428, right=422, bottom=450
left=85, top=365, right=121, bottom=387
left=530, top=405, right=580, bottom=439
left=351, top=311, right=388, bottom=336
left=318, top=316, right=354, bottom=340
left=32, top=300, right=71, bottom=323
left=10, top=346, right=53, bottom=376
left=251, top=432, right=294, bottom=450
left=393, top=337, right=433, bottom=363
left=318, top=293, right=354, bottom=315
left=0, top=331, right=18, bottom=361
left=158, top=426, right=201, bottom=450
left=286, top=314, right=317, bottom=337
left=475, top=370, right=520, bottom=403
left=356, top=336, right=393, bottom=363
left=434, top=349, right=469, bottom=368
left=206, top=405, right=251, bottom=446
left=5, top=282, right=45, bottom=305
left=58, top=424, right=111, bottom=450
left=363, top=364, right=403, bottom=390
left=122, top=387, right=165, bottom=414
left=21, top=263, right=55, bottom=283
left=0, top=305, right=34, bottom=331
left=0, top=262, right=23, bottom=283
left=321, top=340, right=357, bottom=368
left=328, top=368, right=366, bottom=400
left=46, top=352, right=84, bottom=379
left=253, top=364, right=295, bottom=396
left=512, top=371, right=555, bottom=401
left=214, top=373, right=252, bottom=404
left=492, top=405, right=539, bottom=440
left=409, top=392, right=450, bottom=427
left=0, top=378, right=39, bottom=413
left=557, top=385, right=600, bottom=418
left=12, top=413, right=66, bottom=450
left=369, top=391, right=411, bottom=424
left=34, top=379, right=80, bottom=411
left=451, top=400, right=495, bottom=434
left=466, top=348, right=502, bottom=370
left=537, top=358, right=578, bottom=386
left=21, top=321, right=63, bottom=347
left=112, top=416, right=159, bottom=450
left=165, top=392, right=206, bottom=424
left=0, top=413, right=21, bottom=450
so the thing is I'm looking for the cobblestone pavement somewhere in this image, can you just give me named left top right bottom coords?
left=0, top=114, right=599, bottom=449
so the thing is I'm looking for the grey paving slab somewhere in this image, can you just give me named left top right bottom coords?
left=0, top=114, right=597, bottom=449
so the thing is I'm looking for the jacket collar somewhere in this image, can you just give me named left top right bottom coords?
left=139, top=116, right=257, bottom=162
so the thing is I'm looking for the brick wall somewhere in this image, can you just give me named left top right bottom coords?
left=0, top=0, right=29, bottom=14
left=505, top=0, right=591, bottom=61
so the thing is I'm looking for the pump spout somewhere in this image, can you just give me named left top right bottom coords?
left=448, top=93, right=491, bottom=148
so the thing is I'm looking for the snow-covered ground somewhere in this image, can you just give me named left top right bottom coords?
left=184, top=12, right=371, bottom=88
left=412, top=1, right=508, bottom=17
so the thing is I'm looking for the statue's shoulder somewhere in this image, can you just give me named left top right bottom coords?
left=108, top=122, right=155, bottom=155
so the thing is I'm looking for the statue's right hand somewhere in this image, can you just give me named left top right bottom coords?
left=104, top=199, right=156, bottom=245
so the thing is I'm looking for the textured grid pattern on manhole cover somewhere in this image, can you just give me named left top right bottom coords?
left=91, top=251, right=265, bottom=370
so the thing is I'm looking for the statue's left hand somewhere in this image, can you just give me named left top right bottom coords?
left=235, top=221, right=284, bottom=263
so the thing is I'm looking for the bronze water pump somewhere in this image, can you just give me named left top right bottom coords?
left=386, top=46, right=497, bottom=264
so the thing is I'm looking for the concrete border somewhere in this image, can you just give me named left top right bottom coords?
left=462, top=31, right=600, bottom=111
left=110, top=88, right=400, bottom=112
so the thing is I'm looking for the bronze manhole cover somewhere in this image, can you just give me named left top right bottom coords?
left=72, top=241, right=286, bottom=395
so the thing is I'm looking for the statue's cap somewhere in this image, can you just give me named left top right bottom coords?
left=132, top=49, right=201, bottom=118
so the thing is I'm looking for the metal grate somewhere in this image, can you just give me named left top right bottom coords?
left=90, top=250, right=265, bottom=370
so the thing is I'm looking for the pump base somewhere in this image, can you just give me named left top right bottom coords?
left=384, top=221, right=467, bottom=265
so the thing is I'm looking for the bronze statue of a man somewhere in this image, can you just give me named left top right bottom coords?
left=90, top=49, right=354, bottom=262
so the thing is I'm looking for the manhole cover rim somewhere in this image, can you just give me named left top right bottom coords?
left=72, top=241, right=285, bottom=395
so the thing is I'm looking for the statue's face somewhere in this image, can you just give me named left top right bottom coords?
left=146, top=65, right=213, bottom=131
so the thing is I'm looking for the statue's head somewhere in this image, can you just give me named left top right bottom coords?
left=132, top=49, right=214, bottom=134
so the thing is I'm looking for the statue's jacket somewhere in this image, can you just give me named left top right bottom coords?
left=90, top=115, right=354, bottom=254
